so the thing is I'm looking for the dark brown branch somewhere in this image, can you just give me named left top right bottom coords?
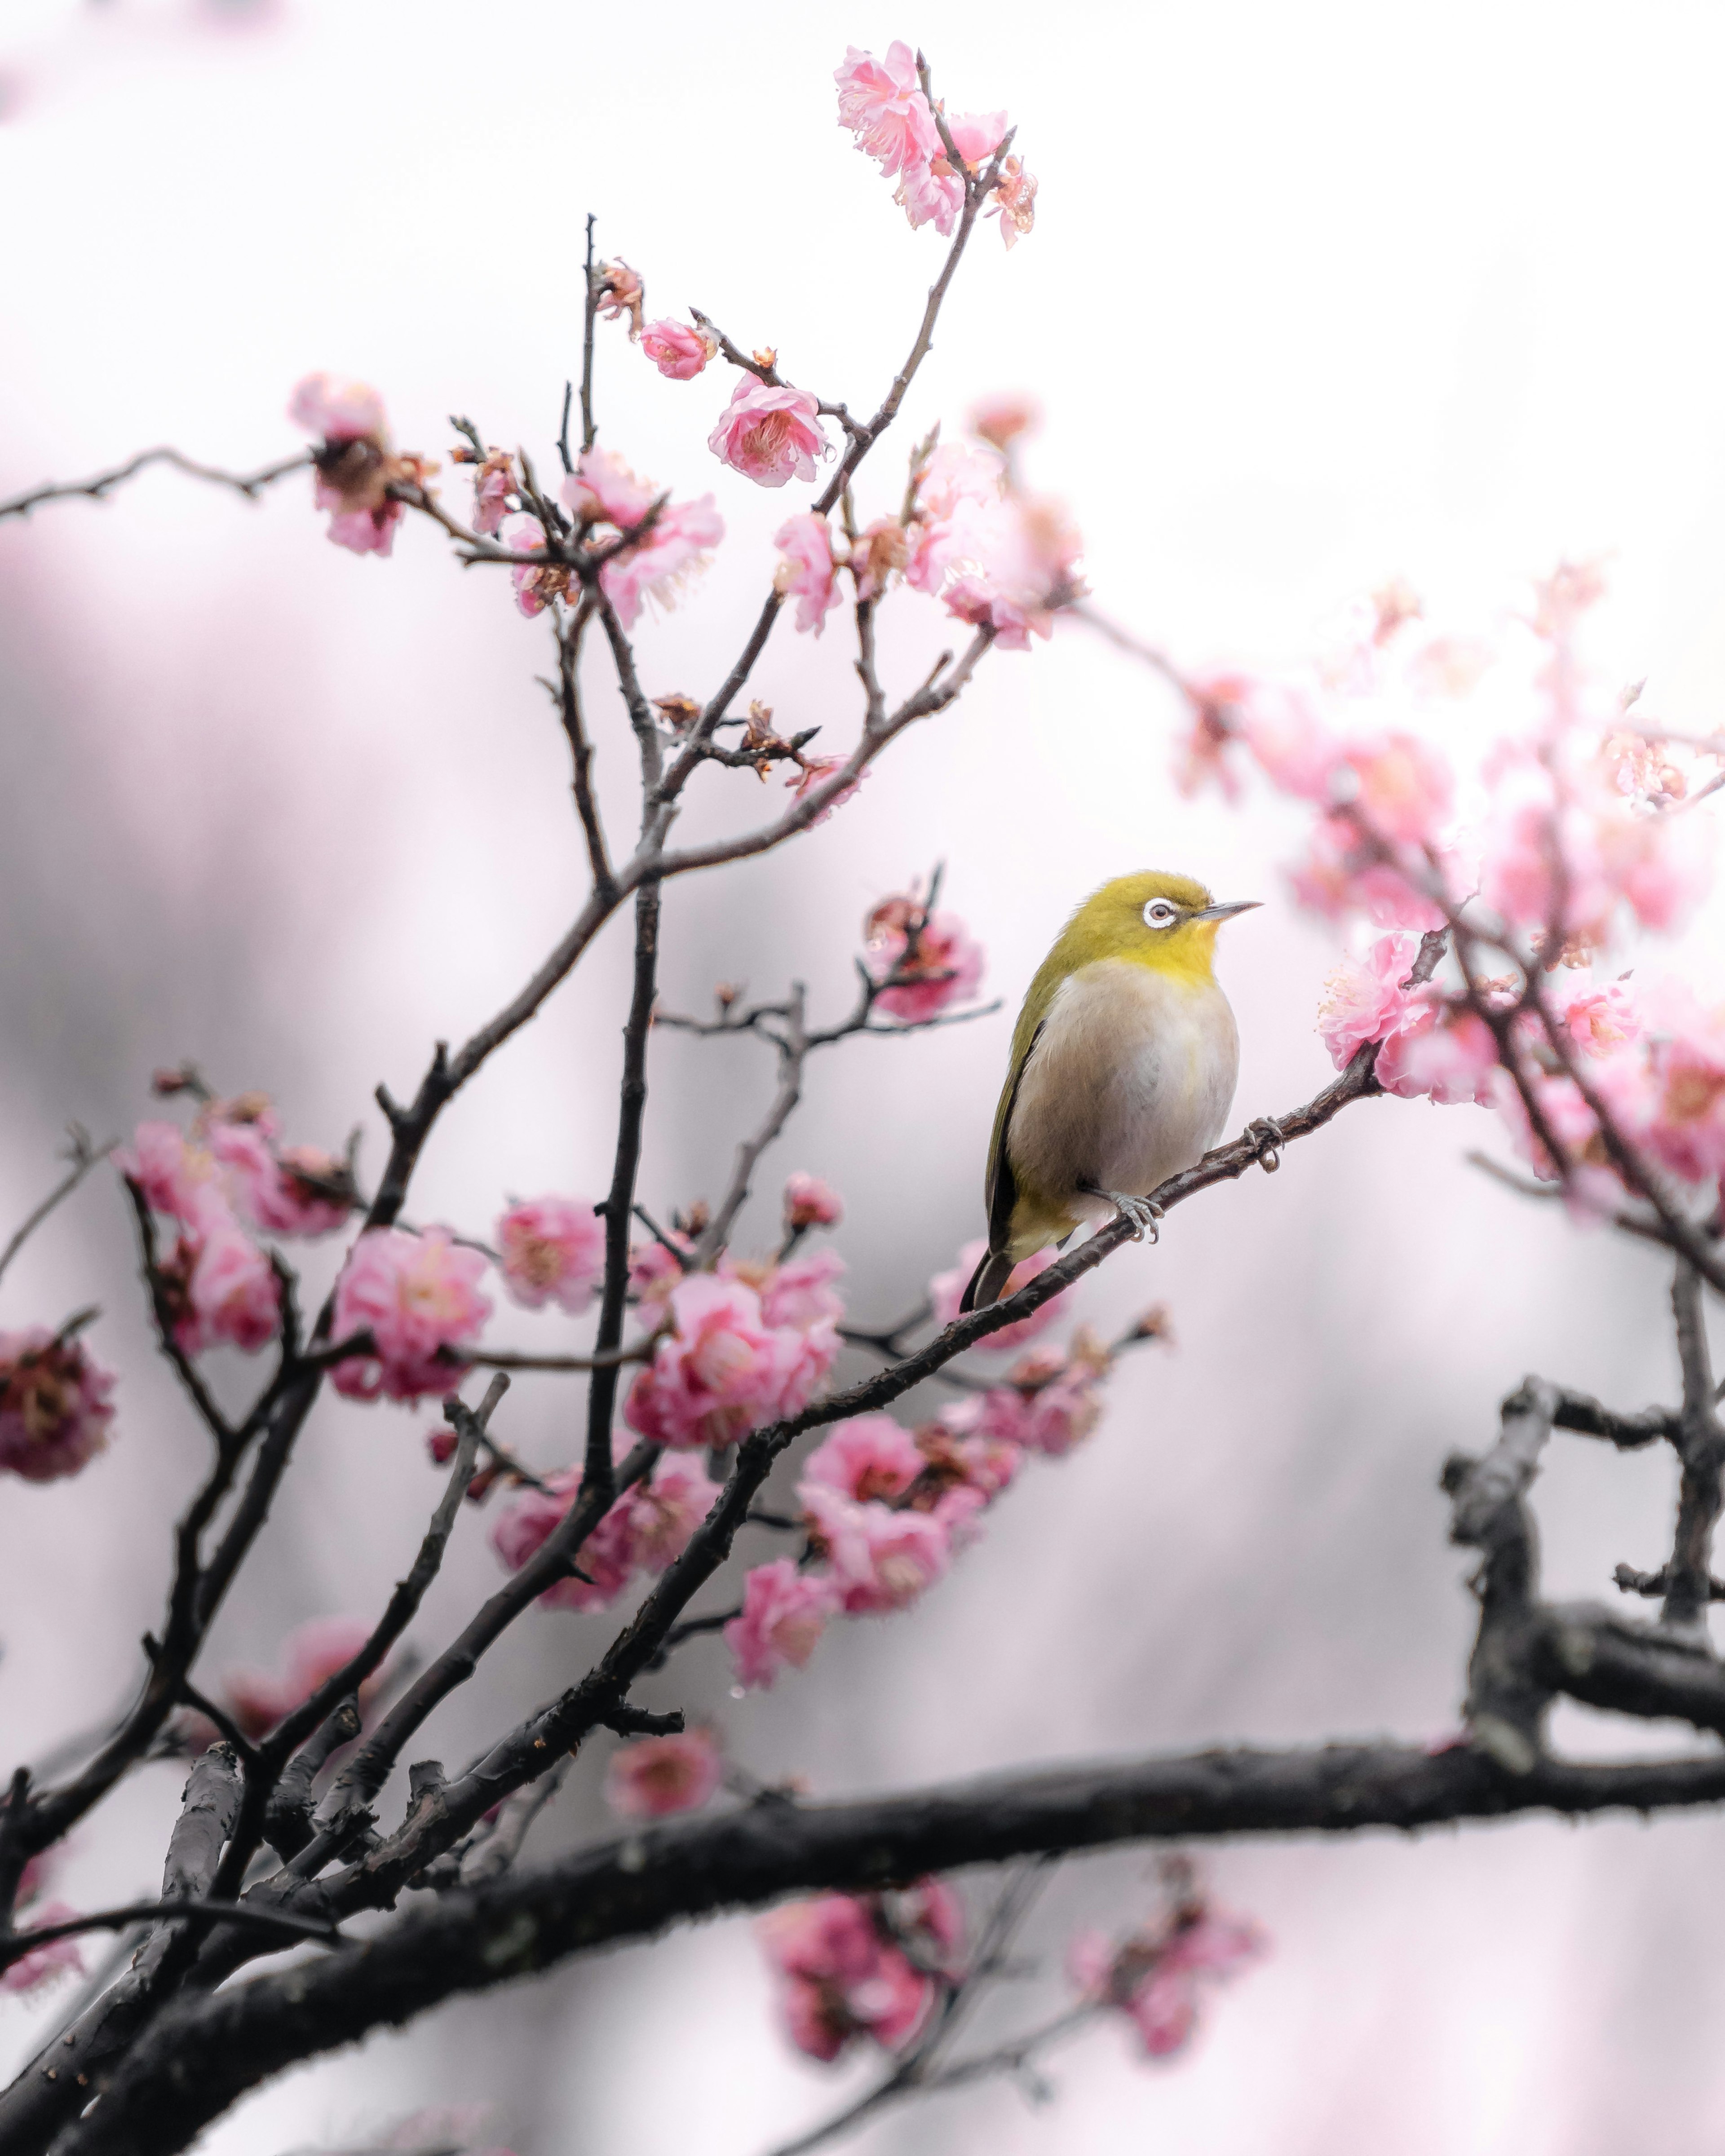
left=0, top=447, right=309, bottom=522
left=553, top=598, right=613, bottom=896
left=56, top=1740, right=1725, bottom=2156
left=1662, top=1259, right=1725, bottom=1635
left=0, top=1898, right=336, bottom=1975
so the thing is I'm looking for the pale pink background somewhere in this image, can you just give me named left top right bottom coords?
left=4, top=3, right=1725, bottom=2152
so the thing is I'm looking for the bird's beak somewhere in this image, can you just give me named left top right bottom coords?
left=1192, top=899, right=1262, bottom=923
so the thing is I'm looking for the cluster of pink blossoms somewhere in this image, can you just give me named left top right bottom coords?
left=489, top=1448, right=720, bottom=1613
left=508, top=444, right=725, bottom=629
left=835, top=41, right=1035, bottom=246
left=1, top=1844, right=83, bottom=1998
left=0, top=1325, right=115, bottom=1483
left=120, top=1090, right=358, bottom=1360
left=623, top=1255, right=843, bottom=1452
left=1172, top=570, right=1725, bottom=1220
left=724, top=1329, right=1114, bottom=1689
left=287, top=373, right=433, bottom=558
left=1068, top=1883, right=1266, bottom=2059
left=757, top=1880, right=964, bottom=2062
left=771, top=429, right=1081, bottom=657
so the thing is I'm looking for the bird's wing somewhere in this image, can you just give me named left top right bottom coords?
left=984, top=1016, right=1044, bottom=1255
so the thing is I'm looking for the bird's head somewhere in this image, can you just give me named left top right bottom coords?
left=1061, top=871, right=1260, bottom=984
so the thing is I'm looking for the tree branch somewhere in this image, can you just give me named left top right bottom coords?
left=55, top=1740, right=1725, bottom=2156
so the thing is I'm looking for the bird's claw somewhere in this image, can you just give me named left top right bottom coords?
left=1247, top=1117, right=1286, bottom=1173
left=1087, top=1188, right=1162, bottom=1244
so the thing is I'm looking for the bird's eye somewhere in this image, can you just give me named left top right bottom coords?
left=1142, top=900, right=1178, bottom=928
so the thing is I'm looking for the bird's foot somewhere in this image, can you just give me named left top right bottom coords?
left=1246, top=1116, right=1287, bottom=1174
left=1082, top=1185, right=1163, bottom=1244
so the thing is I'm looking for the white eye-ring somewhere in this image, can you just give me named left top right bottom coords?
left=1142, top=899, right=1180, bottom=929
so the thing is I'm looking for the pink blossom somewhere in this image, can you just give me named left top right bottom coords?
left=914, top=1414, right=1025, bottom=1509
left=1377, top=1008, right=1500, bottom=1106
left=1563, top=981, right=1642, bottom=1056
left=725, top=1557, right=838, bottom=1688
left=469, top=449, right=515, bottom=536
left=601, top=496, right=724, bottom=630
left=805, top=1488, right=950, bottom=1615
left=757, top=1247, right=846, bottom=1332
left=1316, top=935, right=1428, bottom=1067
left=800, top=1414, right=924, bottom=1504
left=496, top=1196, right=604, bottom=1315
left=851, top=516, right=909, bottom=601
left=604, top=1731, right=722, bottom=1820
left=491, top=1469, right=628, bottom=1612
left=894, top=155, right=964, bottom=236
left=911, top=441, right=1005, bottom=524
left=322, top=501, right=404, bottom=557
left=1069, top=1903, right=1265, bottom=2061
left=490, top=1451, right=718, bottom=1614
left=565, top=446, right=658, bottom=530
left=288, top=372, right=386, bottom=443
left=1341, top=733, right=1455, bottom=847
left=864, top=899, right=986, bottom=1022
left=173, top=1211, right=281, bottom=1356
left=330, top=1227, right=491, bottom=1403
left=972, top=1337, right=1110, bottom=1457
left=1288, top=811, right=1444, bottom=931
left=1645, top=994, right=1725, bottom=1185
left=834, top=42, right=939, bottom=177
left=988, top=155, right=1038, bottom=247
left=785, top=754, right=867, bottom=825
left=708, top=377, right=829, bottom=489
left=207, top=1120, right=351, bottom=1237
left=783, top=1171, right=843, bottom=1230
left=758, top=1889, right=934, bottom=2060
left=773, top=513, right=842, bottom=636
left=0, top=1903, right=84, bottom=1995
left=503, top=514, right=571, bottom=619
left=627, top=1452, right=722, bottom=1570
left=928, top=1239, right=1070, bottom=1350
left=0, top=1327, right=116, bottom=1482
left=640, top=318, right=716, bottom=380
left=911, top=491, right=1080, bottom=649
left=947, top=110, right=1009, bottom=167
left=222, top=1613, right=375, bottom=1740
left=628, top=1237, right=689, bottom=1321
left=626, top=1272, right=810, bottom=1450
left=119, top=1120, right=218, bottom=1223
left=1230, top=674, right=1341, bottom=802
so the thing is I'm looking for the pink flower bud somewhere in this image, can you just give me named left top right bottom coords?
left=783, top=1171, right=843, bottom=1230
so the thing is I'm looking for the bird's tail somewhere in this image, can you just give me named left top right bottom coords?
left=959, top=1247, right=1017, bottom=1314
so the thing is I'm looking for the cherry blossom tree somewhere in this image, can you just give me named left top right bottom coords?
left=4, top=35, right=1725, bottom=2156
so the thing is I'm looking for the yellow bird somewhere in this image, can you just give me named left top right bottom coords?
left=961, top=872, right=1259, bottom=1312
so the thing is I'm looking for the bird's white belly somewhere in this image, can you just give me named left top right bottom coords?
left=1008, top=959, right=1239, bottom=1219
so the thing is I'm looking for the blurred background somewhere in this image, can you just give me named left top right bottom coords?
left=5, top=0, right=1725, bottom=2150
